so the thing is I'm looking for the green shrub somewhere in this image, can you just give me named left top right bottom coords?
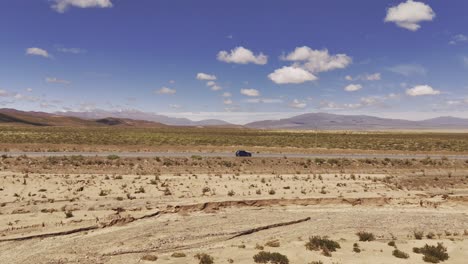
left=265, top=240, right=280, bottom=247
left=356, top=231, right=375, bottom=241
left=195, top=253, right=214, bottom=264
left=107, top=154, right=120, bottom=160
left=393, top=249, right=409, bottom=259
left=413, top=243, right=449, bottom=263
left=171, top=252, right=186, bottom=258
left=253, top=251, right=289, bottom=264
left=141, top=254, right=158, bottom=261
left=414, top=231, right=424, bottom=240
left=305, top=236, right=340, bottom=256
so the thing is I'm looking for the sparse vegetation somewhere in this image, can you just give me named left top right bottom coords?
left=305, top=236, right=341, bottom=256
left=413, top=243, right=449, bottom=263
left=356, top=231, right=375, bottom=241
left=253, top=251, right=289, bottom=264
left=393, top=249, right=409, bottom=259
left=195, top=253, right=214, bottom=264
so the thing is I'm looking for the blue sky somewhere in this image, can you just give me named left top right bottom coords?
left=1, top=0, right=468, bottom=123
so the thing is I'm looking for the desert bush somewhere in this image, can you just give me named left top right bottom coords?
left=141, top=254, right=158, bottom=261
left=414, top=230, right=424, bottom=240
left=413, top=243, right=449, bottom=263
left=356, top=231, right=375, bottom=241
left=107, top=154, right=120, bottom=160
left=353, top=243, right=361, bottom=253
left=64, top=211, right=73, bottom=218
left=253, top=251, right=289, bottom=264
left=195, top=253, right=214, bottom=264
left=171, top=252, right=186, bottom=258
left=265, top=240, right=280, bottom=247
left=305, top=236, right=340, bottom=256
left=393, top=249, right=409, bottom=259
left=388, top=241, right=396, bottom=247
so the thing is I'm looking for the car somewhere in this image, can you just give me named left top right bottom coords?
left=235, top=150, right=252, bottom=157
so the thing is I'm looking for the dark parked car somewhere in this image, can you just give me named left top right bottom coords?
left=235, top=150, right=252, bottom=157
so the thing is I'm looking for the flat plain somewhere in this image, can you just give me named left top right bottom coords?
left=0, top=127, right=467, bottom=263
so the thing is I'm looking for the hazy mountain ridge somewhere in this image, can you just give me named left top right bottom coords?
left=2, top=108, right=468, bottom=130
left=60, top=109, right=233, bottom=126
left=245, top=112, right=468, bottom=130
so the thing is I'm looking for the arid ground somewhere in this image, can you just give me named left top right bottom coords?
left=0, top=154, right=467, bottom=264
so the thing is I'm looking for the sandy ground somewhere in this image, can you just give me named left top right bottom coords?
left=1, top=170, right=467, bottom=263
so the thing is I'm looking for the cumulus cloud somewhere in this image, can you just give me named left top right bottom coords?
left=51, top=0, right=113, bottom=13
left=223, top=99, right=233, bottom=105
left=388, top=64, right=426, bottom=76
left=46, top=77, right=71, bottom=84
left=169, top=104, right=181, bottom=109
left=346, top=73, right=381, bottom=81
left=26, top=88, right=33, bottom=92
left=406, top=85, right=440, bottom=96
left=217, top=46, right=268, bottom=65
left=156, top=87, right=176, bottom=95
left=289, top=99, right=307, bottom=109
left=269, top=46, right=351, bottom=85
left=240, top=88, right=260, bottom=97
left=57, top=47, right=87, bottom=54
left=210, top=85, right=222, bottom=91
left=196, top=73, right=217, bottom=81
left=222, top=92, right=232, bottom=98
left=26, top=47, right=50, bottom=58
left=362, top=73, right=381, bottom=81
left=268, top=66, right=317, bottom=84
left=245, top=98, right=283, bottom=104
left=282, top=46, right=352, bottom=73
left=344, top=84, right=363, bottom=92
left=384, top=0, right=435, bottom=31
left=449, top=34, right=468, bottom=45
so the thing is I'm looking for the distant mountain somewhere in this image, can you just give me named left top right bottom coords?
left=59, top=109, right=233, bottom=126
left=0, top=108, right=165, bottom=127
left=246, top=112, right=468, bottom=130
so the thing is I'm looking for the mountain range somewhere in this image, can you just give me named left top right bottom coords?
left=1, top=108, right=468, bottom=130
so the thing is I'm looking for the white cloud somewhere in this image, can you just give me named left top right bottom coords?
left=240, top=88, right=260, bottom=97
left=223, top=99, right=233, bottom=105
left=26, top=47, right=50, bottom=58
left=57, top=47, right=87, bottom=54
left=206, top=81, right=216, bottom=86
left=169, top=104, right=181, bottom=109
left=388, top=64, right=426, bottom=76
left=210, top=85, right=222, bottom=91
left=406, top=85, right=440, bottom=96
left=346, top=73, right=381, bottom=81
left=156, top=87, right=176, bottom=95
left=449, top=34, right=468, bottom=45
left=217, top=46, right=268, bottom=65
left=362, top=73, right=381, bottom=81
left=462, top=56, right=468, bottom=66
left=283, top=46, right=352, bottom=73
left=344, top=84, right=363, bottom=92
left=245, top=98, right=283, bottom=104
left=51, top=0, right=113, bottom=13
left=268, top=66, right=317, bottom=84
left=196, top=73, right=217, bottom=81
left=46, top=77, right=71, bottom=84
left=384, top=0, right=435, bottom=31
left=222, top=92, right=232, bottom=98
left=26, top=88, right=33, bottom=92
left=289, top=99, right=307, bottom=109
